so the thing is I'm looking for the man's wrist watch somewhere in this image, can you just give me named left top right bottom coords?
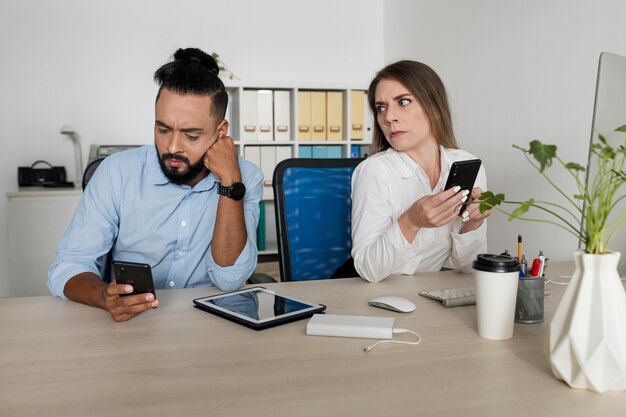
left=217, top=182, right=246, bottom=201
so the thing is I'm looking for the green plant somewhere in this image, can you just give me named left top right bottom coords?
left=478, top=125, right=626, bottom=254
left=211, top=52, right=240, bottom=80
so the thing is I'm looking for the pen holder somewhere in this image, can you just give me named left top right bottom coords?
left=514, top=277, right=544, bottom=324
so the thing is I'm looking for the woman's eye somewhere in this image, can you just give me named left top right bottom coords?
left=399, top=98, right=411, bottom=106
left=375, top=105, right=386, bottom=114
left=158, top=128, right=169, bottom=134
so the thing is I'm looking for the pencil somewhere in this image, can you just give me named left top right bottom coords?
left=518, top=234, right=523, bottom=264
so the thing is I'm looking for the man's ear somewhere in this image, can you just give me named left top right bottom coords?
left=218, top=119, right=229, bottom=137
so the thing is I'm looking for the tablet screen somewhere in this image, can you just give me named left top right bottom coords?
left=193, top=287, right=326, bottom=329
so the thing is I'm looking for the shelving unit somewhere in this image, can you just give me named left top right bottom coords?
left=223, top=81, right=373, bottom=256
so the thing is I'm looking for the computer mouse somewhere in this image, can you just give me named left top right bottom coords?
left=368, top=296, right=416, bottom=313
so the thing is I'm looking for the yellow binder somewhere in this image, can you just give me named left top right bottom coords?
left=310, top=91, right=327, bottom=141
left=326, top=91, right=343, bottom=141
left=297, top=91, right=312, bottom=141
left=350, top=90, right=365, bottom=140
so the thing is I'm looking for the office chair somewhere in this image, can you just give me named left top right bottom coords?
left=273, top=157, right=364, bottom=281
left=81, top=156, right=274, bottom=284
left=81, top=157, right=113, bottom=282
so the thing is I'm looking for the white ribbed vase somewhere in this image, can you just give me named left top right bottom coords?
left=546, top=250, right=626, bottom=393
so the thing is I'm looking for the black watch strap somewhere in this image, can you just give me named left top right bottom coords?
left=217, top=182, right=246, bottom=201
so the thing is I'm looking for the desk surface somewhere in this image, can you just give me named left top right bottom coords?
left=2, top=263, right=625, bottom=417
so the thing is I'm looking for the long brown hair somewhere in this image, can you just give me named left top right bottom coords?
left=367, top=60, right=458, bottom=155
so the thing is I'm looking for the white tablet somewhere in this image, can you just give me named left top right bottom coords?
left=193, top=287, right=326, bottom=330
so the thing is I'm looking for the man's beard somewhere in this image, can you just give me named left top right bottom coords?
left=157, top=152, right=206, bottom=185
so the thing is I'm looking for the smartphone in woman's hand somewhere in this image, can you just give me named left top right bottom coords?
left=444, top=159, right=481, bottom=214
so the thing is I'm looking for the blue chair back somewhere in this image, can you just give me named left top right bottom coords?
left=273, top=158, right=363, bottom=281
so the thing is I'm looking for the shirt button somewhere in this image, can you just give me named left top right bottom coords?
left=181, top=221, right=186, bottom=227
left=169, top=281, right=175, bottom=287
left=178, top=251, right=184, bottom=257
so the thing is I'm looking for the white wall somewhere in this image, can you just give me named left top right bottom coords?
left=384, top=0, right=626, bottom=263
left=0, top=0, right=384, bottom=296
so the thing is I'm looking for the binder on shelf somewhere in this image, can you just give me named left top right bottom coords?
left=275, top=145, right=292, bottom=166
left=364, top=95, right=373, bottom=143
left=312, top=146, right=327, bottom=158
left=350, top=90, right=365, bottom=140
left=326, top=145, right=342, bottom=158
left=242, top=90, right=258, bottom=141
left=310, top=91, right=327, bottom=141
left=326, top=91, right=343, bottom=141
left=359, top=145, right=370, bottom=158
left=350, top=144, right=360, bottom=158
left=257, top=201, right=266, bottom=251
left=257, top=90, right=274, bottom=141
left=260, top=146, right=275, bottom=198
left=299, top=145, right=312, bottom=158
left=244, top=146, right=262, bottom=169
left=273, top=90, right=291, bottom=141
left=297, top=91, right=312, bottom=141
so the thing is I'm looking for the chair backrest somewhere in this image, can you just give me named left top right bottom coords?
left=81, top=157, right=112, bottom=282
left=82, top=157, right=106, bottom=190
left=273, top=158, right=363, bottom=281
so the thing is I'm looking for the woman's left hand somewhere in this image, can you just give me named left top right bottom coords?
left=461, top=187, right=491, bottom=233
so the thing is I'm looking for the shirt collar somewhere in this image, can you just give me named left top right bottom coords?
left=396, top=145, right=453, bottom=180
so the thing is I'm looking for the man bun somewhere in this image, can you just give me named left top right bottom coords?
left=173, top=48, right=219, bottom=76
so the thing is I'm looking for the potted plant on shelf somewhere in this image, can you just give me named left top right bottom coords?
left=478, top=125, right=626, bottom=393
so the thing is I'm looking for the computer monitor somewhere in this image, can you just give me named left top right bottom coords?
left=584, top=52, right=626, bottom=276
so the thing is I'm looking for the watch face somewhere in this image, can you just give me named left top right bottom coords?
left=229, top=182, right=246, bottom=200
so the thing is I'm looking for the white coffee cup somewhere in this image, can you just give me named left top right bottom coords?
left=473, top=254, right=520, bottom=340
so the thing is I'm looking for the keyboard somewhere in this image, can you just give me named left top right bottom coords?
left=419, top=286, right=551, bottom=308
left=419, top=287, right=477, bottom=308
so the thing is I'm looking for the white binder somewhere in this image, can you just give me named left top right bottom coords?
left=257, top=90, right=274, bottom=141
left=273, top=90, right=291, bottom=142
left=242, top=90, right=258, bottom=141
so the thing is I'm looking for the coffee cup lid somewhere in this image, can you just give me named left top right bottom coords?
left=473, top=253, right=519, bottom=273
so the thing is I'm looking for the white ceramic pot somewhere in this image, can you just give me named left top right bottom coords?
left=546, top=250, right=626, bottom=393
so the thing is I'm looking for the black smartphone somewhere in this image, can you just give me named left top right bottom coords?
left=111, top=260, right=156, bottom=297
left=444, top=159, right=482, bottom=214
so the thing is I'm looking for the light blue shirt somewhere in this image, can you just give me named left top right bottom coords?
left=48, top=145, right=263, bottom=299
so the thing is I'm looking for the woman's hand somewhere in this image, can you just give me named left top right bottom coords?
left=461, top=187, right=492, bottom=233
left=398, top=186, right=469, bottom=242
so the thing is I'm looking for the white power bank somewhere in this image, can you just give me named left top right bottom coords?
left=306, top=314, right=395, bottom=339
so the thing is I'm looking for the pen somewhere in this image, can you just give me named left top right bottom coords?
left=517, top=234, right=523, bottom=264
left=530, top=258, right=542, bottom=278
left=538, top=251, right=546, bottom=277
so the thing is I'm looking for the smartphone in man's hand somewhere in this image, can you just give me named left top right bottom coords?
left=112, top=260, right=156, bottom=297
left=444, top=159, right=482, bottom=215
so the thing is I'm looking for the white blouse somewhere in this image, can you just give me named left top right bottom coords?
left=351, top=147, right=488, bottom=283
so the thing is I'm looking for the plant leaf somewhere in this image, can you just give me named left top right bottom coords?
left=564, top=162, right=585, bottom=172
left=615, top=125, right=626, bottom=133
left=508, top=199, right=535, bottom=220
left=528, top=140, right=557, bottom=173
left=477, top=191, right=505, bottom=214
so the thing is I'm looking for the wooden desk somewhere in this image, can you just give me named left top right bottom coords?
left=1, top=263, right=625, bottom=417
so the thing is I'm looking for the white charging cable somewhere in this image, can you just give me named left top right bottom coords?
left=363, top=328, right=422, bottom=352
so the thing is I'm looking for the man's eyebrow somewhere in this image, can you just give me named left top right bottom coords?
left=155, top=120, right=171, bottom=129
left=155, top=120, right=204, bottom=133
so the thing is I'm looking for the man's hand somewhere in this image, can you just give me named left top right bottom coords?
left=64, top=273, right=158, bottom=322
left=100, top=281, right=159, bottom=322
left=203, top=134, right=241, bottom=184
